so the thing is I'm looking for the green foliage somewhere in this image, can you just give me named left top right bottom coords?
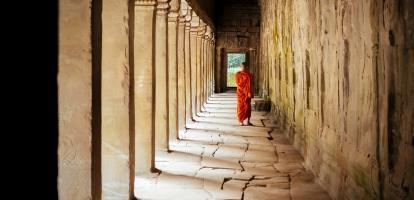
left=227, top=71, right=237, bottom=87
left=227, top=53, right=246, bottom=87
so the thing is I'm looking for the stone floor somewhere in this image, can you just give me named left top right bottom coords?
left=135, top=92, right=331, bottom=200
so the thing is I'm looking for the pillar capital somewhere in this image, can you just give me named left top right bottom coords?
left=203, top=26, right=212, bottom=40
left=169, top=0, right=180, bottom=12
left=168, top=0, right=180, bottom=21
left=210, top=34, right=215, bottom=44
left=156, top=0, right=170, bottom=15
left=184, top=8, right=192, bottom=29
left=190, top=14, right=200, bottom=34
left=135, top=0, right=157, bottom=6
left=197, top=22, right=206, bottom=37
left=178, top=0, right=189, bottom=25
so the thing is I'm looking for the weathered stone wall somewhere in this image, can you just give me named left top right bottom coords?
left=215, top=0, right=260, bottom=93
left=258, top=0, right=414, bottom=199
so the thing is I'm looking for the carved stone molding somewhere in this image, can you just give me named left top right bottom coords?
left=156, top=0, right=170, bottom=15
left=197, top=21, right=206, bottom=37
left=135, top=0, right=157, bottom=6
left=190, top=13, right=200, bottom=33
left=184, top=6, right=192, bottom=30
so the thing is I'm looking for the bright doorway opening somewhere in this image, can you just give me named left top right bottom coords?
left=227, top=53, right=246, bottom=87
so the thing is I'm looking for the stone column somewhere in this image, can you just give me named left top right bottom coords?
left=203, top=26, right=209, bottom=106
left=215, top=46, right=221, bottom=93
left=184, top=8, right=193, bottom=124
left=200, top=36, right=205, bottom=109
left=155, top=0, right=170, bottom=151
left=206, top=38, right=210, bottom=100
left=190, top=13, right=199, bottom=119
left=210, top=33, right=215, bottom=97
left=199, top=29, right=204, bottom=112
left=203, top=27, right=211, bottom=105
left=211, top=37, right=215, bottom=96
left=196, top=22, right=206, bottom=115
left=58, top=0, right=100, bottom=199
left=101, top=0, right=134, bottom=198
left=134, top=0, right=156, bottom=174
left=167, top=0, right=180, bottom=143
left=177, top=1, right=187, bottom=134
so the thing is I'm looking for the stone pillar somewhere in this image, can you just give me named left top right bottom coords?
left=167, top=0, right=180, bottom=143
left=58, top=0, right=100, bottom=199
left=215, top=46, right=221, bottom=93
left=210, top=34, right=215, bottom=97
left=184, top=8, right=193, bottom=124
left=177, top=1, right=187, bottom=134
left=209, top=34, right=214, bottom=97
left=199, top=29, right=204, bottom=112
left=134, top=0, right=156, bottom=174
left=212, top=36, right=216, bottom=95
left=202, top=25, right=208, bottom=108
left=200, top=36, right=205, bottom=109
left=190, top=13, right=199, bottom=119
left=196, top=22, right=205, bottom=115
left=154, top=0, right=170, bottom=151
left=206, top=38, right=210, bottom=100
left=101, top=0, right=134, bottom=198
left=203, top=27, right=211, bottom=105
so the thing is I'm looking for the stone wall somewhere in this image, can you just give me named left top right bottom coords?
left=214, top=0, right=260, bottom=93
left=257, top=0, right=414, bottom=199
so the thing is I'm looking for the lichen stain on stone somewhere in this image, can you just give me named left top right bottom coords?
left=351, top=165, right=376, bottom=198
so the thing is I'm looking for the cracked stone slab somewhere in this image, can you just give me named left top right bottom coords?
left=203, top=179, right=244, bottom=199
left=219, top=134, right=248, bottom=144
left=157, top=161, right=202, bottom=177
left=277, top=152, right=304, bottom=163
left=201, top=144, right=219, bottom=157
left=201, top=156, right=242, bottom=170
left=242, top=149, right=278, bottom=163
left=271, top=133, right=290, bottom=145
left=274, top=163, right=305, bottom=173
left=248, top=176, right=290, bottom=189
left=275, top=144, right=299, bottom=152
left=249, top=144, right=276, bottom=152
left=213, top=144, right=247, bottom=161
left=157, top=173, right=204, bottom=189
left=134, top=175, right=158, bottom=189
left=169, top=145, right=204, bottom=155
left=181, top=129, right=222, bottom=143
left=246, top=136, right=273, bottom=146
left=195, top=116, right=240, bottom=126
left=232, top=170, right=254, bottom=180
left=156, top=151, right=201, bottom=163
left=240, top=162, right=280, bottom=177
left=224, top=179, right=248, bottom=190
left=196, top=168, right=237, bottom=182
left=135, top=188, right=212, bottom=200
left=244, top=186, right=291, bottom=200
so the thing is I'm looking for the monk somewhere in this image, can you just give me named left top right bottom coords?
left=235, top=62, right=253, bottom=126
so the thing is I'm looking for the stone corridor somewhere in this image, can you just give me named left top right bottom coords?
left=135, top=92, right=331, bottom=200
left=57, top=0, right=414, bottom=199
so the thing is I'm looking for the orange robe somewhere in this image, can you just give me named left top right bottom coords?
left=235, top=70, right=252, bottom=123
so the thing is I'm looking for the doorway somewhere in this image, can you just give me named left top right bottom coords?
left=226, top=53, right=246, bottom=88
